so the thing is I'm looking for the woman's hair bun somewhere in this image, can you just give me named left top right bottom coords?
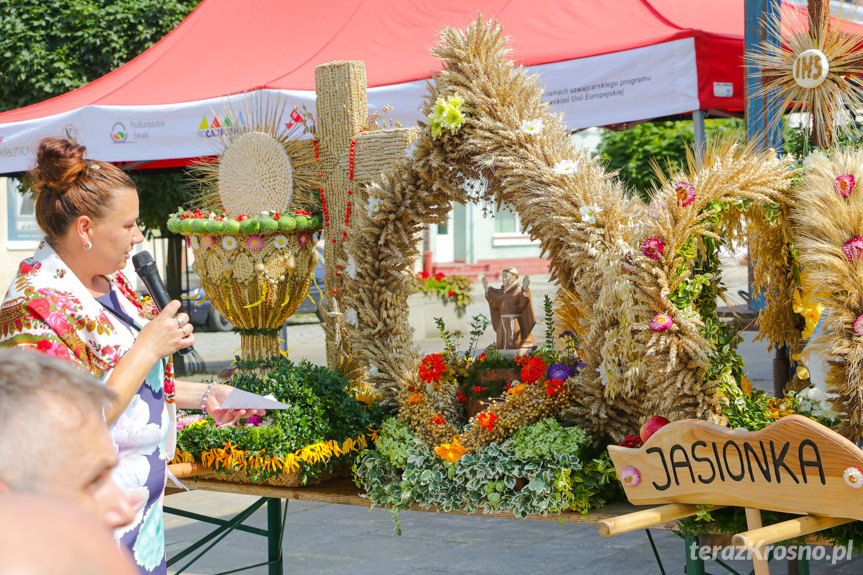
left=32, top=137, right=88, bottom=195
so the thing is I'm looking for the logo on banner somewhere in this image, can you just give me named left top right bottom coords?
left=197, top=114, right=243, bottom=138
left=285, top=109, right=305, bottom=129
left=111, top=122, right=127, bottom=143
left=62, top=124, right=80, bottom=143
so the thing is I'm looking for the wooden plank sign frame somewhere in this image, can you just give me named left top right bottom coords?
left=607, top=415, right=863, bottom=520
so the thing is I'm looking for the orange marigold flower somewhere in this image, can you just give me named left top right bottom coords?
left=507, top=383, right=527, bottom=395
left=419, top=353, right=447, bottom=383
left=435, top=438, right=466, bottom=462
left=477, top=412, right=497, bottom=430
left=766, top=398, right=795, bottom=420
left=520, top=356, right=547, bottom=385
left=407, top=393, right=423, bottom=404
left=431, top=413, right=446, bottom=425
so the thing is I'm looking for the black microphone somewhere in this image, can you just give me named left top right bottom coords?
left=132, top=250, right=193, bottom=356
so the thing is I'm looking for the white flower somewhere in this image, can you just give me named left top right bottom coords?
left=272, top=235, right=289, bottom=249
left=845, top=466, right=863, bottom=488
left=552, top=159, right=579, bottom=175
left=221, top=236, right=237, bottom=251
left=521, top=118, right=544, bottom=135
left=580, top=205, right=603, bottom=224
left=365, top=197, right=381, bottom=218
left=110, top=395, right=161, bottom=493
left=190, top=236, right=200, bottom=250
left=345, top=254, right=358, bottom=279
left=159, top=406, right=170, bottom=460
left=345, top=307, right=359, bottom=328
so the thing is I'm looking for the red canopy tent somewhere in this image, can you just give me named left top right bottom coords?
left=0, top=0, right=855, bottom=173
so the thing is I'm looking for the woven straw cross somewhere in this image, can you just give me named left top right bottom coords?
left=313, top=61, right=418, bottom=368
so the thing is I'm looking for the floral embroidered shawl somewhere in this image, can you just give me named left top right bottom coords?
left=0, top=239, right=151, bottom=373
left=0, top=239, right=176, bottom=455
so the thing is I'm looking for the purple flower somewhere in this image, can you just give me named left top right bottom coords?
left=559, top=329, right=576, bottom=339
left=574, top=359, right=587, bottom=371
left=547, top=363, right=574, bottom=381
left=246, top=415, right=264, bottom=427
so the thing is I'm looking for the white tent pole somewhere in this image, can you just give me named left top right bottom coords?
left=692, top=109, right=706, bottom=161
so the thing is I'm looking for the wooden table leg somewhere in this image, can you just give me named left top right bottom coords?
left=745, top=507, right=770, bottom=575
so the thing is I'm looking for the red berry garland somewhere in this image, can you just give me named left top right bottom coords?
left=313, top=138, right=357, bottom=242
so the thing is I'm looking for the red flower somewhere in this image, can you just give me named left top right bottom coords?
left=447, top=290, right=455, bottom=297
left=431, top=413, right=446, bottom=425
left=457, top=390, right=467, bottom=403
left=477, top=412, right=497, bottom=430
left=477, top=353, right=487, bottom=362
left=641, top=237, right=665, bottom=260
left=619, top=434, right=643, bottom=448
left=434, top=272, right=445, bottom=281
left=294, top=209, right=312, bottom=216
left=418, top=270, right=431, bottom=279
left=418, top=353, right=447, bottom=383
left=545, top=378, right=565, bottom=396
left=236, top=214, right=249, bottom=221
left=520, top=356, right=547, bottom=385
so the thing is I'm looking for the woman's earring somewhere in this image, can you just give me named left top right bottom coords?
left=83, top=240, right=93, bottom=250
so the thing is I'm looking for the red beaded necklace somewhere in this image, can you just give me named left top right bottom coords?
left=314, top=137, right=358, bottom=291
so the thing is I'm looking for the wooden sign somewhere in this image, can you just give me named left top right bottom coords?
left=608, top=415, right=863, bottom=521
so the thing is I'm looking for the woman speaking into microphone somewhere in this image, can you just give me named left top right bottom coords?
left=0, top=137, right=262, bottom=574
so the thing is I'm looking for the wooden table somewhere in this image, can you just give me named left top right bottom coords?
left=164, top=473, right=682, bottom=574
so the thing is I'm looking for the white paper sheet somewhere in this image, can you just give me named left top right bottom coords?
left=217, top=388, right=290, bottom=410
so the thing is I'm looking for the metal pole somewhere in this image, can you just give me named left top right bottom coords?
left=267, top=498, right=283, bottom=575
left=745, top=0, right=783, bottom=151
left=692, top=109, right=706, bottom=162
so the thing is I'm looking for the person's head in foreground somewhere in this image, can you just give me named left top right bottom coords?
left=0, top=492, right=137, bottom=575
left=0, top=348, right=134, bottom=529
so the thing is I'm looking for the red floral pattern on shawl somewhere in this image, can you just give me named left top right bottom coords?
left=0, top=240, right=148, bottom=378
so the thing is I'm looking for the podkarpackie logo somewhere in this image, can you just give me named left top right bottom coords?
left=197, top=114, right=244, bottom=138
left=111, top=122, right=127, bottom=143
left=62, top=124, right=80, bottom=143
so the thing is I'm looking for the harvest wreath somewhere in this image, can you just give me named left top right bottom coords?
left=340, top=17, right=793, bottom=464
